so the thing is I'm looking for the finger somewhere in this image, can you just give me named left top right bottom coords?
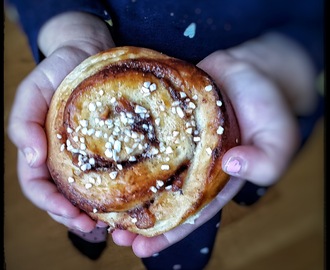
left=111, top=229, right=138, bottom=246
left=47, top=211, right=96, bottom=233
left=222, top=145, right=290, bottom=186
left=17, top=151, right=80, bottom=218
left=8, top=84, right=49, bottom=167
left=8, top=48, right=92, bottom=167
left=132, top=234, right=170, bottom=258
left=17, top=149, right=102, bottom=232
left=96, top=221, right=110, bottom=228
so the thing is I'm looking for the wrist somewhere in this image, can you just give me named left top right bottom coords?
left=38, top=11, right=115, bottom=58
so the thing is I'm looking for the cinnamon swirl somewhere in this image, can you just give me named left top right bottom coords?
left=46, top=46, right=240, bottom=237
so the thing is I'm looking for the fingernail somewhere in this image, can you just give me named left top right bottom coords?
left=224, top=157, right=242, bottom=174
left=96, top=221, right=109, bottom=228
left=72, top=225, right=92, bottom=233
left=23, top=147, right=36, bottom=166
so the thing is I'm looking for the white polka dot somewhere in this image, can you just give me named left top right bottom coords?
left=200, top=247, right=209, bottom=254
left=152, top=252, right=159, bottom=257
left=216, top=222, right=220, bottom=228
left=207, top=18, right=213, bottom=25
left=256, top=188, right=266, bottom=196
left=173, top=265, right=182, bottom=270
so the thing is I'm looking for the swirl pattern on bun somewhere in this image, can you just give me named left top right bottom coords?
left=46, top=46, right=240, bottom=236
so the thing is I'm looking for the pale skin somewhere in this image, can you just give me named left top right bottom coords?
left=8, top=12, right=318, bottom=257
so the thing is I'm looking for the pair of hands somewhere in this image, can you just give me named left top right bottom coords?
left=8, top=12, right=314, bottom=257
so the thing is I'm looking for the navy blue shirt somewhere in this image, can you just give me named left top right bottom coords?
left=7, top=0, right=324, bottom=70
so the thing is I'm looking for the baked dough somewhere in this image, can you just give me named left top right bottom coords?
left=46, top=46, right=240, bottom=237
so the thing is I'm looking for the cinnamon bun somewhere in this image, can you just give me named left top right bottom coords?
left=46, top=46, right=240, bottom=237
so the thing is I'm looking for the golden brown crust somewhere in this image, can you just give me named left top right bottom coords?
left=46, top=46, right=240, bottom=237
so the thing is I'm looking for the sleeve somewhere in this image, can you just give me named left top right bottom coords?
left=5, top=0, right=112, bottom=63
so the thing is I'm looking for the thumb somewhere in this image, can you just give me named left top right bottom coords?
left=222, top=138, right=299, bottom=186
left=8, top=46, right=97, bottom=167
left=8, top=81, right=49, bottom=167
left=198, top=51, right=300, bottom=186
left=9, top=119, right=47, bottom=168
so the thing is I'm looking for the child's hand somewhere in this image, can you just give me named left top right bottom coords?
left=7, top=12, right=114, bottom=232
left=110, top=35, right=308, bottom=257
